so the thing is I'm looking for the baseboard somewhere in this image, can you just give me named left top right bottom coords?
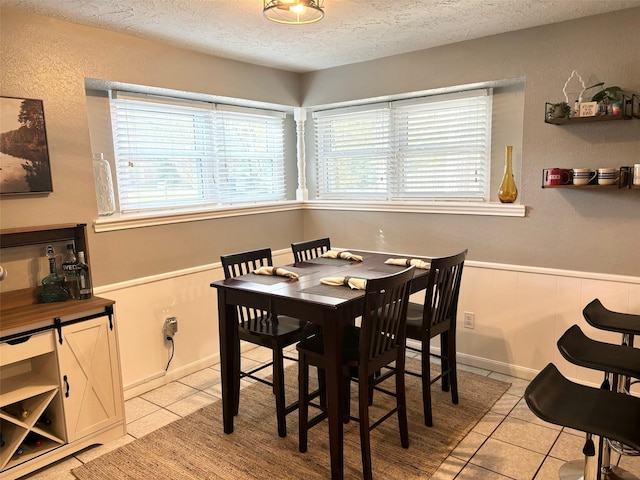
left=123, top=353, right=220, bottom=400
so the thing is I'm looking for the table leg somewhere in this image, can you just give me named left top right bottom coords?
left=323, top=310, right=345, bottom=480
left=217, top=290, right=237, bottom=434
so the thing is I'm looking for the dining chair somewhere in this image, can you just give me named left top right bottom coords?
left=220, top=247, right=315, bottom=438
left=297, top=266, right=415, bottom=480
left=291, top=237, right=331, bottom=263
left=404, top=250, right=467, bottom=426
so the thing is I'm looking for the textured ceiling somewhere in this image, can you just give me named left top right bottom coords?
left=3, top=0, right=640, bottom=73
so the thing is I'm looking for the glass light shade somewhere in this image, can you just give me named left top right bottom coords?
left=263, top=0, right=324, bottom=25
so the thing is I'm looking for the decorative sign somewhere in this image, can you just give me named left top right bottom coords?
left=580, top=101, right=598, bottom=117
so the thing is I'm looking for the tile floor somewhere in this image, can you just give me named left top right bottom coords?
left=20, top=346, right=640, bottom=480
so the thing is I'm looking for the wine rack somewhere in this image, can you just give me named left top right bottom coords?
left=0, top=224, right=125, bottom=479
left=0, top=332, right=65, bottom=471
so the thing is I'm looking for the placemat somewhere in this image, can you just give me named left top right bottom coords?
left=298, top=284, right=364, bottom=300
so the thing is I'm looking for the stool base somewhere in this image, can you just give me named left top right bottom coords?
left=559, top=459, right=639, bottom=480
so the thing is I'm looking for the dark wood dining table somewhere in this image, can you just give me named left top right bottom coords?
left=210, top=250, right=429, bottom=480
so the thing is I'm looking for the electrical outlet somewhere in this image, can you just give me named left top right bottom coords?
left=165, top=317, right=178, bottom=337
left=463, top=311, right=475, bottom=329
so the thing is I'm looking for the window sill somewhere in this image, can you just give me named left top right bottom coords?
left=94, top=200, right=525, bottom=232
left=302, top=200, right=526, bottom=217
left=93, top=202, right=302, bottom=232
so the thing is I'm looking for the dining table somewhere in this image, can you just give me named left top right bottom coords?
left=210, top=250, right=430, bottom=480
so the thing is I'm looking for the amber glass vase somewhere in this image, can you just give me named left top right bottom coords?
left=498, top=145, right=518, bottom=203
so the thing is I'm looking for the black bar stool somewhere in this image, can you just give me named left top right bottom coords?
left=525, top=363, right=640, bottom=480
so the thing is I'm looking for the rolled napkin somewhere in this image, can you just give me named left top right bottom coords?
left=320, top=276, right=367, bottom=290
left=253, top=266, right=299, bottom=279
left=321, top=250, right=364, bottom=262
left=385, top=258, right=430, bottom=269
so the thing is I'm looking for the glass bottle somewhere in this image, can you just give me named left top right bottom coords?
left=92, top=153, right=116, bottom=216
left=498, top=145, right=518, bottom=203
left=61, top=243, right=79, bottom=299
left=40, top=245, right=70, bottom=303
left=76, top=251, right=93, bottom=300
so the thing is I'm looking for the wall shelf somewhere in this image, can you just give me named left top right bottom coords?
left=541, top=167, right=638, bottom=189
left=544, top=95, right=638, bottom=124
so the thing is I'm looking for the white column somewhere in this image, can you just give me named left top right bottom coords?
left=294, top=107, right=308, bottom=201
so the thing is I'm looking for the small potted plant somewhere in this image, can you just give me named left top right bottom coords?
left=547, top=101, right=571, bottom=119
left=585, top=82, right=622, bottom=114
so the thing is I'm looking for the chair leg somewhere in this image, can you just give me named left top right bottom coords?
left=298, top=352, right=309, bottom=453
left=318, top=368, right=327, bottom=408
left=449, top=331, right=459, bottom=405
left=358, top=374, right=373, bottom=480
left=421, top=342, right=433, bottom=427
left=273, top=347, right=287, bottom=438
left=343, top=375, right=351, bottom=423
left=233, top=331, right=241, bottom=416
left=396, top=360, right=410, bottom=448
left=440, top=332, right=450, bottom=392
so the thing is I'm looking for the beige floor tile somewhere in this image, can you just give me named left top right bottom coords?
left=242, top=345, right=273, bottom=363
left=471, top=410, right=505, bottom=436
left=450, top=431, right=488, bottom=462
left=74, top=434, right=135, bottom=463
left=178, top=367, right=220, bottom=390
left=21, top=456, right=82, bottom=479
left=165, top=391, right=217, bottom=417
left=618, top=450, right=640, bottom=475
left=140, top=381, right=199, bottom=407
left=548, top=430, right=585, bottom=462
left=508, top=398, right=561, bottom=430
left=456, top=462, right=514, bottom=479
left=534, top=456, right=565, bottom=479
left=124, top=396, right=161, bottom=423
left=491, top=392, right=520, bottom=415
left=469, top=437, right=545, bottom=480
left=491, top=416, right=560, bottom=455
left=488, top=372, right=530, bottom=397
left=126, top=408, right=181, bottom=438
left=430, top=455, right=467, bottom=480
left=458, top=364, right=492, bottom=377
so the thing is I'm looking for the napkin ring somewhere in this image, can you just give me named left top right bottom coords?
left=342, top=276, right=351, bottom=287
left=273, top=267, right=280, bottom=276
left=405, top=259, right=412, bottom=266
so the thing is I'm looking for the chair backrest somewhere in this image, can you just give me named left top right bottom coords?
left=422, top=250, right=467, bottom=335
left=220, top=248, right=273, bottom=326
left=359, top=266, right=415, bottom=369
left=221, top=248, right=273, bottom=279
left=291, top=237, right=331, bottom=263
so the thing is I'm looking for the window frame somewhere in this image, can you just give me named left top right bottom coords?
left=312, top=89, right=493, bottom=202
left=109, top=91, right=288, bottom=214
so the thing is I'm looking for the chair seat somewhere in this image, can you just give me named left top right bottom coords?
left=557, top=325, right=640, bottom=379
left=583, top=299, right=640, bottom=336
left=525, top=363, right=640, bottom=452
left=405, top=301, right=449, bottom=339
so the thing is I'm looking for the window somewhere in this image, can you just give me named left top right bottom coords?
left=110, top=92, right=286, bottom=213
left=313, top=89, right=491, bottom=201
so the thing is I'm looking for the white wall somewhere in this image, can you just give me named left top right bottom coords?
left=101, top=247, right=640, bottom=399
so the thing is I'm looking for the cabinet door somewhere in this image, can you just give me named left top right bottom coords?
left=56, top=315, right=124, bottom=442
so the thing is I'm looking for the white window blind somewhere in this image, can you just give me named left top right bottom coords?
left=314, top=89, right=491, bottom=201
left=110, top=92, right=286, bottom=213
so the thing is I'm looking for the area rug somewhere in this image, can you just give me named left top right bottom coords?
left=72, top=358, right=510, bottom=480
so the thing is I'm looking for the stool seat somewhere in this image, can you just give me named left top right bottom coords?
left=557, top=325, right=640, bottom=379
left=583, top=299, right=640, bottom=337
left=525, top=363, right=640, bottom=453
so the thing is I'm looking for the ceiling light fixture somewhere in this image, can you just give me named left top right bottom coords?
left=263, top=0, right=325, bottom=25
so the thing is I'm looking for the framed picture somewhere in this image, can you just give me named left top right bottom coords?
left=0, top=96, right=53, bottom=194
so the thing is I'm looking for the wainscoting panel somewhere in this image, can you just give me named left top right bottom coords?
left=94, top=251, right=640, bottom=398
